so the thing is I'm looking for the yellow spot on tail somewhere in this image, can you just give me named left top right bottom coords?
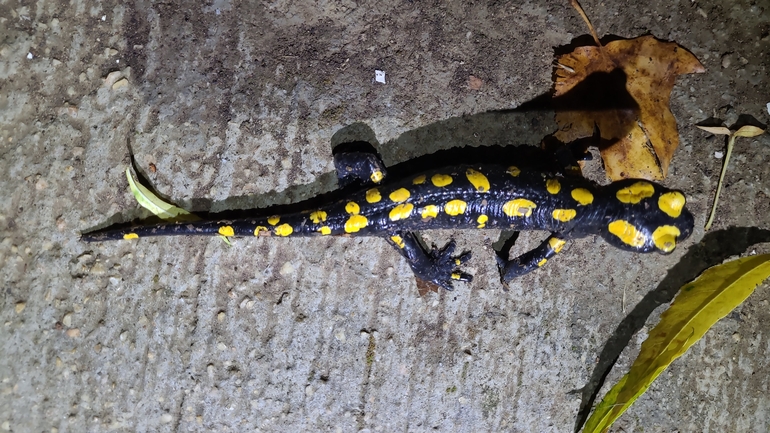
left=310, top=210, right=327, bottom=223
left=390, top=235, right=405, bottom=248
left=652, top=225, right=680, bottom=252
left=431, top=173, right=453, bottom=187
left=218, top=226, right=235, bottom=237
left=503, top=199, right=536, bottom=217
left=267, top=216, right=280, bottom=226
left=444, top=200, right=467, bottom=216
left=507, top=166, right=521, bottom=177
left=389, top=188, right=411, bottom=203
left=389, top=203, right=414, bottom=221
left=658, top=191, right=685, bottom=218
left=366, top=188, right=381, bottom=203
left=476, top=214, right=488, bottom=228
left=370, top=170, right=384, bottom=184
left=552, top=209, right=577, bottom=222
left=466, top=168, right=490, bottom=192
left=254, top=226, right=269, bottom=236
left=275, top=223, right=293, bottom=237
left=319, top=226, right=331, bottom=235
left=571, top=188, right=594, bottom=205
left=451, top=272, right=462, bottom=280
left=608, top=220, right=647, bottom=247
left=537, top=258, right=548, bottom=267
left=616, top=181, right=655, bottom=204
left=548, top=237, right=567, bottom=253
left=123, top=233, right=139, bottom=240
left=344, top=215, right=368, bottom=233
left=421, top=205, right=439, bottom=219
left=546, top=178, right=561, bottom=194
left=345, top=201, right=360, bottom=215
left=412, top=175, right=426, bottom=185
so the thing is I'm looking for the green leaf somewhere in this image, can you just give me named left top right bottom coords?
left=584, top=254, right=770, bottom=433
left=126, top=168, right=192, bottom=219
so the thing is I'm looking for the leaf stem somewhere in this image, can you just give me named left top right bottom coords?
left=704, top=134, right=736, bottom=230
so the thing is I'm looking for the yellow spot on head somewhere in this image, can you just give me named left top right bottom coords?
left=548, top=237, right=567, bottom=253
left=370, top=170, right=384, bottom=184
left=616, top=181, right=655, bottom=204
left=466, top=168, right=490, bottom=192
left=507, top=166, right=521, bottom=177
left=421, top=205, right=439, bottom=219
left=444, top=199, right=467, bottom=216
left=476, top=214, right=488, bottom=228
left=310, top=210, right=327, bottom=224
left=254, top=226, right=269, bottom=236
left=571, top=188, right=594, bottom=205
left=218, top=226, right=235, bottom=237
left=537, top=258, right=548, bottom=267
left=658, top=191, right=685, bottom=218
left=123, top=233, right=139, bottom=240
left=552, top=208, right=577, bottom=222
left=652, top=225, right=680, bottom=252
left=344, top=214, right=368, bottom=233
left=366, top=188, right=381, bottom=203
left=389, top=203, right=414, bottom=221
left=390, top=235, right=405, bottom=248
left=412, top=175, right=426, bottom=185
left=546, top=178, right=561, bottom=194
left=608, top=220, right=647, bottom=247
left=389, top=187, right=411, bottom=203
left=267, top=216, right=280, bottom=226
left=431, top=173, right=453, bottom=187
left=275, top=223, right=293, bottom=237
left=345, top=201, right=360, bottom=215
left=319, top=226, right=331, bottom=235
left=503, top=199, right=537, bottom=217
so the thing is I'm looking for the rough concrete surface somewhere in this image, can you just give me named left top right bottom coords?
left=1, top=0, right=769, bottom=432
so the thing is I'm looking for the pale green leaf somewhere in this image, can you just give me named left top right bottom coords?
left=584, top=254, right=770, bottom=433
left=695, top=125, right=731, bottom=136
left=733, top=125, right=764, bottom=138
left=126, top=168, right=192, bottom=219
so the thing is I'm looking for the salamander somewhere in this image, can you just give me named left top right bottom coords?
left=82, top=143, right=695, bottom=291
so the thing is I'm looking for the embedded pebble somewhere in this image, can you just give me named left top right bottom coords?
left=65, top=328, right=81, bottom=338
left=160, top=414, right=173, bottom=424
left=217, top=311, right=225, bottom=322
left=334, top=329, right=346, bottom=342
left=14, top=302, right=25, bottom=313
left=279, top=262, right=295, bottom=275
left=715, top=151, right=724, bottom=159
left=112, top=78, right=128, bottom=90
left=62, top=313, right=72, bottom=327
left=104, top=71, right=122, bottom=87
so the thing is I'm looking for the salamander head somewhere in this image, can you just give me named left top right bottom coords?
left=599, top=180, right=694, bottom=254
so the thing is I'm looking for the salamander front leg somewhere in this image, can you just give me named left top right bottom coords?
left=333, top=141, right=388, bottom=188
left=498, top=234, right=568, bottom=282
left=386, top=231, right=472, bottom=293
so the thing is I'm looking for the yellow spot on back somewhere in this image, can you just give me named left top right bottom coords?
left=546, top=178, right=561, bottom=194
left=254, top=226, right=268, bottom=236
left=345, top=201, right=360, bottom=215
left=503, top=199, right=537, bottom=217
left=507, top=166, right=521, bottom=177
left=466, top=168, right=490, bottom=192
left=616, top=182, right=655, bottom=204
left=552, top=209, right=577, bottom=222
left=537, top=258, right=548, bottom=267
left=444, top=200, right=467, bottom=216
left=389, top=203, right=414, bottom=221
left=608, top=220, right=647, bottom=247
left=652, top=225, right=680, bottom=252
left=548, top=237, right=567, bottom=253
left=310, top=210, right=327, bottom=223
left=267, top=216, right=280, bottom=225
left=218, top=226, right=234, bottom=237
left=319, top=226, right=331, bottom=235
left=412, top=175, right=426, bottom=185
left=275, top=223, right=293, bottom=237
left=389, top=188, right=411, bottom=203
left=421, top=205, right=439, bottom=219
left=390, top=235, right=405, bottom=248
left=431, top=173, right=453, bottom=187
left=366, top=188, right=381, bottom=203
left=123, top=233, right=139, bottom=240
left=344, top=215, right=368, bottom=233
left=476, top=214, right=488, bottom=228
left=370, top=170, right=384, bottom=184
left=571, top=188, right=594, bottom=205
left=658, top=191, right=685, bottom=218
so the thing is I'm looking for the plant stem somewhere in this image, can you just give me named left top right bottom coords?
left=704, top=135, right=736, bottom=230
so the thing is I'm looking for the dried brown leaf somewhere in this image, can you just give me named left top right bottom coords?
left=696, top=125, right=732, bottom=136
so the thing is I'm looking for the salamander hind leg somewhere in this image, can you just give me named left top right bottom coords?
left=386, top=231, right=472, bottom=294
left=332, top=141, right=388, bottom=188
left=498, top=233, right=568, bottom=283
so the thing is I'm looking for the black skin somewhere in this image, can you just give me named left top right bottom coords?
left=82, top=143, right=694, bottom=292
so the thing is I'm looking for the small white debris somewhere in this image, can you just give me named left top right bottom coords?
left=766, top=102, right=770, bottom=115
left=160, top=413, right=173, bottom=424
left=714, top=151, right=724, bottom=159
left=26, top=52, right=33, bottom=59
left=374, top=70, right=386, bottom=84
left=101, top=15, right=106, bottom=21
left=216, top=9, right=221, bottom=15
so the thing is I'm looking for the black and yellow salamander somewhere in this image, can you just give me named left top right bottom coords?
left=82, top=144, right=694, bottom=290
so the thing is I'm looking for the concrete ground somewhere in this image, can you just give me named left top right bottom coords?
left=1, top=0, right=769, bottom=431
